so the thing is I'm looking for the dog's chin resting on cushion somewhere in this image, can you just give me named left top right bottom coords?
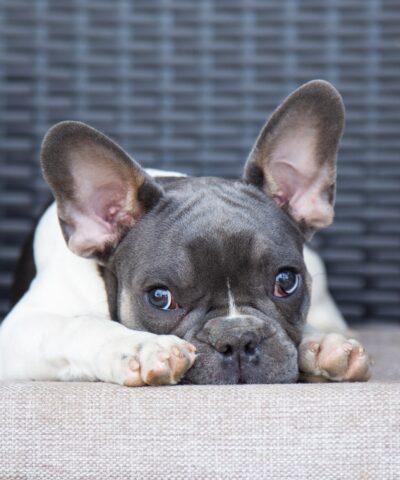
left=0, top=80, right=371, bottom=386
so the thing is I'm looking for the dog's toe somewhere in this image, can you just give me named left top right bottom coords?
left=343, top=341, right=371, bottom=381
left=122, top=356, right=145, bottom=387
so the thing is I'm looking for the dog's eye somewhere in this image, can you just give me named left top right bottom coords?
left=274, top=270, right=300, bottom=298
left=147, top=287, right=179, bottom=310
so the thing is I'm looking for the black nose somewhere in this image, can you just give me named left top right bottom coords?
left=214, top=330, right=261, bottom=358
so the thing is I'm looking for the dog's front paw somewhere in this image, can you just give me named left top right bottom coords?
left=97, top=334, right=196, bottom=386
left=133, top=335, right=196, bottom=387
left=299, top=333, right=371, bottom=382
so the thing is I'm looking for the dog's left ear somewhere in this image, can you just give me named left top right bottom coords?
left=41, top=121, right=163, bottom=262
left=243, top=80, right=345, bottom=238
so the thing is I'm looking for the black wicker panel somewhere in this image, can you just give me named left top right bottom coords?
left=0, top=0, right=399, bottom=323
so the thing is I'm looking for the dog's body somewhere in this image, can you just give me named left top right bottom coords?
left=0, top=81, right=371, bottom=385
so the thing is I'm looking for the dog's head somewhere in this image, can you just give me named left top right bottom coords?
left=41, top=80, right=344, bottom=384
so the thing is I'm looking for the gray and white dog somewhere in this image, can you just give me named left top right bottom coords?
left=0, top=80, right=371, bottom=385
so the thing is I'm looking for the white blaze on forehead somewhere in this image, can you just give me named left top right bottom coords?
left=227, top=279, right=240, bottom=319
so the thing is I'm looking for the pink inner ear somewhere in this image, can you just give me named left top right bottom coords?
left=269, top=160, right=334, bottom=229
left=62, top=149, right=140, bottom=257
left=267, top=125, right=334, bottom=229
left=90, top=185, right=136, bottom=227
left=65, top=192, right=138, bottom=258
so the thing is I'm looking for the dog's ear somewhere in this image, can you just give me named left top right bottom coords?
left=41, top=121, right=163, bottom=261
left=243, top=80, right=345, bottom=238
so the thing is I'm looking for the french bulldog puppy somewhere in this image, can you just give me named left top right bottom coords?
left=0, top=80, right=371, bottom=385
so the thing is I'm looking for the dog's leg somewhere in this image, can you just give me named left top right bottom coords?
left=0, top=309, right=196, bottom=386
left=300, top=247, right=371, bottom=382
left=303, top=246, right=348, bottom=334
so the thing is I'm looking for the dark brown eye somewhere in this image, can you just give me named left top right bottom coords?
left=147, top=288, right=180, bottom=310
left=274, top=270, right=300, bottom=298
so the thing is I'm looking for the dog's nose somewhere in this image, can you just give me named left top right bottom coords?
left=198, top=314, right=275, bottom=362
left=214, top=330, right=261, bottom=358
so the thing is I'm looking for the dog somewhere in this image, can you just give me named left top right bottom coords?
left=0, top=80, right=371, bottom=385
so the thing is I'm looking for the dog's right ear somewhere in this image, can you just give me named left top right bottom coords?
left=41, top=121, right=163, bottom=262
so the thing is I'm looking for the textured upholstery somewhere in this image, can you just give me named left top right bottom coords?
left=1, top=324, right=399, bottom=479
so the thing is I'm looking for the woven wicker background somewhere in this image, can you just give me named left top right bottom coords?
left=0, top=0, right=399, bottom=323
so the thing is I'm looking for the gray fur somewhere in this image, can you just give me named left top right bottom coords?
left=107, top=177, right=308, bottom=384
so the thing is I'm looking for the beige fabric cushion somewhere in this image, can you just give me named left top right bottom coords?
left=1, top=324, right=399, bottom=479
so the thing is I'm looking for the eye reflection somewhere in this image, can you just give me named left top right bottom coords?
left=274, top=270, right=300, bottom=298
left=147, top=287, right=180, bottom=310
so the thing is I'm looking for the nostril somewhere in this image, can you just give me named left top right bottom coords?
left=244, top=341, right=256, bottom=356
left=220, top=344, right=233, bottom=357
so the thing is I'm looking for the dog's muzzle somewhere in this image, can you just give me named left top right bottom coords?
left=197, top=315, right=276, bottom=367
